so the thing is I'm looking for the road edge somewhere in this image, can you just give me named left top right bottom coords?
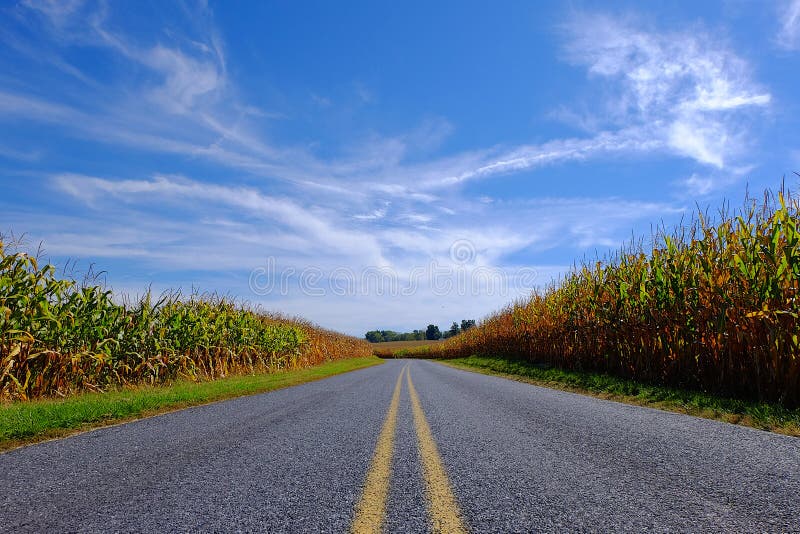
left=432, top=357, right=800, bottom=438
left=1, top=356, right=384, bottom=453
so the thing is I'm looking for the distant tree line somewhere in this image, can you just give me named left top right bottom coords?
left=365, top=329, right=426, bottom=342
left=365, top=319, right=476, bottom=342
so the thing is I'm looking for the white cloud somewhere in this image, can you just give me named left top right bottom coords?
left=673, top=164, right=755, bottom=198
left=353, top=204, right=390, bottom=221
left=2, top=4, right=758, bottom=333
left=684, top=91, right=771, bottom=112
left=46, top=170, right=682, bottom=271
left=399, top=213, right=432, bottom=225
left=419, top=129, right=661, bottom=188
left=310, top=93, right=331, bottom=107
left=53, top=173, right=387, bottom=264
left=145, top=45, right=223, bottom=113
left=668, top=119, right=726, bottom=168
left=404, top=118, right=453, bottom=153
left=1, top=7, right=770, bottom=201
left=680, top=173, right=714, bottom=196
left=354, top=82, right=374, bottom=104
left=0, top=145, right=42, bottom=162
left=0, top=91, right=79, bottom=122
left=562, top=13, right=770, bottom=170
left=0, top=164, right=690, bottom=333
left=21, top=0, right=86, bottom=27
left=778, top=0, right=800, bottom=50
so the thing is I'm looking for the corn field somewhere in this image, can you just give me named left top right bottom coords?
left=0, top=239, right=371, bottom=400
left=418, top=187, right=800, bottom=407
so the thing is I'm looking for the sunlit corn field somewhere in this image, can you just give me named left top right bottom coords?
left=0, top=240, right=371, bottom=400
left=370, top=340, right=438, bottom=357
left=414, top=187, right=800, bottom=407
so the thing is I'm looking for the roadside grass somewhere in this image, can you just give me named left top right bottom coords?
left=438, top=355, right=800, bottom=437
left=0, top=356, right=382, bottom=452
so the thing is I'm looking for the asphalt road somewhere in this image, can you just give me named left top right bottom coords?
left=2, top=359, right=799, bottom=532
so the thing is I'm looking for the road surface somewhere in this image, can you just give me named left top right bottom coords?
left=2, top=359, right=799, bottom=532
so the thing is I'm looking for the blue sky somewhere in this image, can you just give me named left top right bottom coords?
left=1, top=0, right=799, bottom=335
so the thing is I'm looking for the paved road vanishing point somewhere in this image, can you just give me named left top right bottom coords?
left=2, top=359, right=799, bottom=532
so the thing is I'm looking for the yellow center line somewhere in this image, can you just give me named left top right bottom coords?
left=407, top=369, right=467, bottom=534
left=351, top=365, right=407, bottom=534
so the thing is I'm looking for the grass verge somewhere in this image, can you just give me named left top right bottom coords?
left=437, top=355, right=800, bottom=437
left=0, top=356, right=382, bottom=452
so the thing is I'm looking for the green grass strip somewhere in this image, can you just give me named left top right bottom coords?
left=0, top=356, right=382, bottom=451
left=438, top=355, right=800, bottom=437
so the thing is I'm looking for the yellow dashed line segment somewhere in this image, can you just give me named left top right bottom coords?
left=407, top=369, right=467, bottom=534
left=351, top=365, right=407, bottom=534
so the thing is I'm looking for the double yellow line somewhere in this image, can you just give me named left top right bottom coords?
left=352, top=365, right=466, bottom=533
left=351, top=366, right=404, bottom=531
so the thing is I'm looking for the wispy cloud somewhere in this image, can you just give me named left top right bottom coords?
left=353, top=203, right=390, bottom=221
left=418, top=129, right=661, bottom=189
left=1, top=4, right=771, bottom=202
left=43, top=169, right=682, bottom=274
left=145, top=45, right=223, bottom=113
left=0, top=90, right=79, bottom=122
left=53, top=173, right=387, bottom=264
left=561, top=12, right=770, bottom=170
left=0, top=2, right=773, bottom=333
left=778, top=0, right=800, bottom=50
left=21, top=0, right=86, bottom=27
left=680, top=173, right=714, bottom=196
left=0, top=144, right=42, bottom=162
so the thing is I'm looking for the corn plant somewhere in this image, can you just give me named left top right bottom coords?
left=412, top=186, right=800, bottom=407
left=0, top=237, right=372, bottom=400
